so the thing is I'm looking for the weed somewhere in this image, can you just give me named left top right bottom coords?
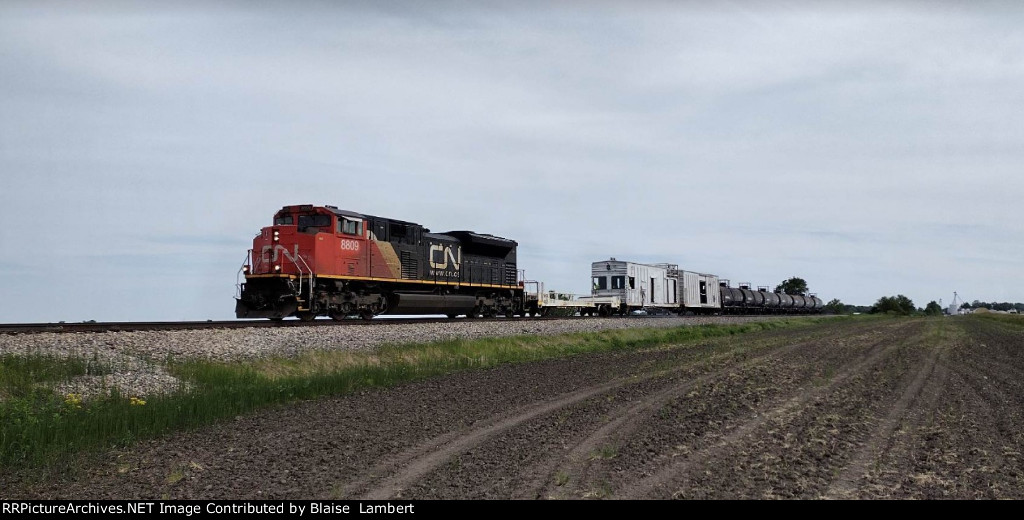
left=554, top=470, right=569, bottom=487
left=165, top=467, right=184, bottom=484
left=590, top=445, right=618, bottom=460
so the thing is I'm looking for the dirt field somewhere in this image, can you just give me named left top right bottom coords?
left=6, top=316, right=1023, bottom=499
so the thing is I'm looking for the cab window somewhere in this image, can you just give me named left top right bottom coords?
left=611, top=276, right=625, bottom=289
left=593, top=276, right=608, bottom=290
left=274, top=215, right=294, bottom=225
left=338, top=217, right=363, bottom=236
left=297, top=214, right=331, bottom=232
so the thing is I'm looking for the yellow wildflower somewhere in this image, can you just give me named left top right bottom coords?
left=64, top=393, right=83, bottom=409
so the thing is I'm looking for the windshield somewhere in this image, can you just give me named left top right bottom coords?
left=297, top=214, right=332, bottom=232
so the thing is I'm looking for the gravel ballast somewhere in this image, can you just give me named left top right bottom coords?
left=0, top=316, right=794, bottom=398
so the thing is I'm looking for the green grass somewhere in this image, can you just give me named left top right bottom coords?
left=0, top=354, right=115, bottom=471
left=0, top=354, right=108, bottom=400
left=0, top=317, right=831, bottom=472
left=970, top=312, right=1024, bottom=329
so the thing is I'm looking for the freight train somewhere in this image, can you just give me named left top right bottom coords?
left=234, top=204, right=824, bottom=320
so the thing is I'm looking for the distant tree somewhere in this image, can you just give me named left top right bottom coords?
left=774, top=277, right=809, bottom=296
left=871, top=294, right=915, bottom=315
left=897, top=295, right=916, bottom=314
left=1015, top=303, right=1024, bottom=313
left=924, top=301, right=943, bottom=316
left=824, top=298, right=845, bottom=314
left=960, top=302, right=972, bottom=310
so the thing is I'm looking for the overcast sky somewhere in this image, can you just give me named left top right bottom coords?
left=1, top=1, right=1021, bottom=322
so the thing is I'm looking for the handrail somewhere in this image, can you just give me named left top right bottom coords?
left=292, top=252, right=315, bottom=310
left=235, top=250, right=252, bottom=299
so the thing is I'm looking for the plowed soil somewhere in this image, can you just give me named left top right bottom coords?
left=6, top=317, right=1023, bottom=499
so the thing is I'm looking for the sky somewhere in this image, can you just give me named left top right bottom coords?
left=1, top=1, right=1022, bottom=322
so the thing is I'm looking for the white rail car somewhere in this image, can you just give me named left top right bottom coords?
left=668, top=267, right=721, bottom=314
left=591, top=258, right=678, bottom=313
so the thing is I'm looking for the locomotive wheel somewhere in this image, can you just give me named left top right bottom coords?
left=329, top=312, right=347, bottom=322
left=447, top=313, right=458, bottom=319
left=360, top=309, right=374, bottom=321
left=598, top=306, right=610, bottom=317
left=297, top=312, right=316, bottom=322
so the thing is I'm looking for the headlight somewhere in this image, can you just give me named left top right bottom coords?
left=243, top=265, right=250, bottom=273
left=273, top=230, right=280, bottom=242
left=274, top=265, right=281, bottom=272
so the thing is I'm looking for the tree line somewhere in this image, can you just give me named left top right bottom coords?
left=774, top=277, right=986, bottom=317
left=821, top=295, right=943, bottom=316
left=961, top=301, right=1024, bottom=313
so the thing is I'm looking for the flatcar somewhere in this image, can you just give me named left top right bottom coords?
left=235, top=204, right=523, bottom=320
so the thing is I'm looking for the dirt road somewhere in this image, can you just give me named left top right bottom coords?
left=8, top=317, right=1022, bottom=499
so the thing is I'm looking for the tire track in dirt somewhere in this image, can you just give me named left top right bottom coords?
left=344, top=321, right=871, bottom=499
left=344, top=377, right=628, bottom=499
left=833, top=319, right=1022, bottom=499
left=888, top=360, right=1012, bottom=497
left=943, top=360, right=1016, bottom=479
left=823, top=328, right=948, bottom=498
left=619, top=320, right=921, bottom=499
left=518, top=323, right=890, bottom=499
left=896, top=366, right=1007, bottom=498
left=345, top=360, right=736, bottom=499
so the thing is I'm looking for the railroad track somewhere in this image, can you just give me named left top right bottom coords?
left=0, top=315, right=658, bottom=335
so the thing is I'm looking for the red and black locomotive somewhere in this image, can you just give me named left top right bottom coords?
left=236, top=204, right=523, bottom=320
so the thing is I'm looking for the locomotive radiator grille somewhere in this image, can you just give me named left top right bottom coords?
left=400, top=251, right=418, bottom=279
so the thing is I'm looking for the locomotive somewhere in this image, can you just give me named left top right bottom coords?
left=235, top=205, right=825, bottom=320
left=235, top=204, right=523, bottom=320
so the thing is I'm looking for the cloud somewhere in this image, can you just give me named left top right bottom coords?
left=1, top=2, right=1021, bottom=320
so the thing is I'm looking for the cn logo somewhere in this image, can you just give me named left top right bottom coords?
left=260, top=244, right=301, bottom=264
left=429, top=244, right=461, bottom=270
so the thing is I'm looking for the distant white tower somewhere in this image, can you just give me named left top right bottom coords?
left=948, top=292, right=964, bottom=315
